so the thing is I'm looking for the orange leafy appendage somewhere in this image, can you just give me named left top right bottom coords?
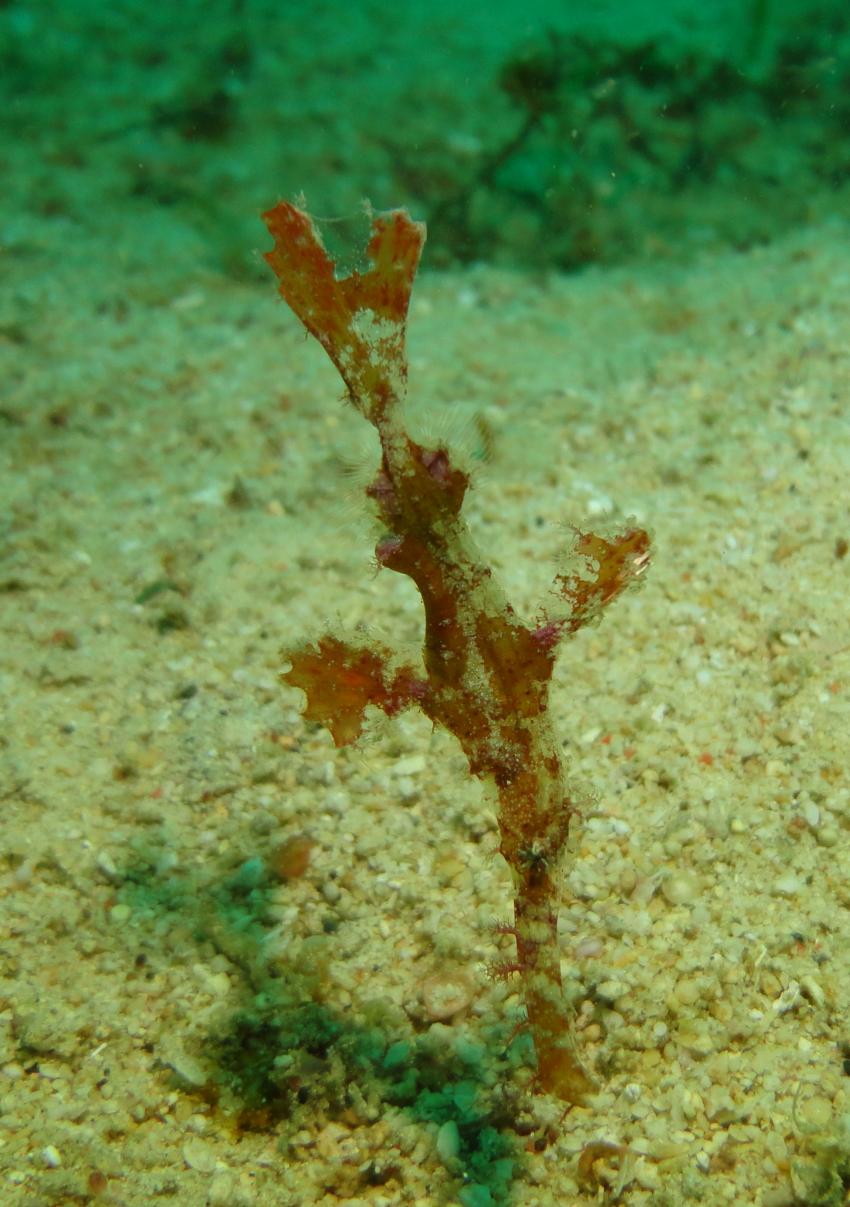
left=556, top=527, right=651, bottom=632
left=262, top=201, right=426, bottom=420
left=282, top=636, right=423, bottom=747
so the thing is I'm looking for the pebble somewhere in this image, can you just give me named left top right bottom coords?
left=677, top=1024, right=717, bottom=1057
left=825, top=791, right=850, bottom=817
left=706, top=1085, right=736, bottom=1121
left=391, top=754, right=426, bottom=778
left=397, top=777, right=419, bottom=801
left=672, top=976, right=702, bottom=1007
left=434, top=854, right=466, bottom=885
left=634, top=1158, right=661, bottom=1191
left=774, top=981, right=801, bottom=1014
left=680, top=1088, right=703, bottom=1120
left=618, top=864, right=637, bottom=894
left=800, top=975, right=825, bottom=1007
left=797, top=1095, right=832, bottom=1130
left=587, top=494, right=614, bottom=518
left=354, top=831, right=381, bottom=858
left=12, top=858, right=35, bottom=886
left=800, top=799, right=820, bottom=827
left=761, top=1189, right=796, bottom=1207
left=183, top=1136, right=217, bottom=1173
left=321, top=879, right=341, bottom=904
left=773, top=873, right=801, bottom=897
left=773, top=724, right=801, bottom=747
left=193, top=965, right=230, bottom=998
left=760, top=971, right=782, bottom=998
left=208, top=1172, right=240, bottom=1206
left=323, top=790, right=349, bottom=814
left=420, top=970, right=475, bottom=1021
left=42, top=1145, right=62, bottom=1168
left=573, top=937, right=604, bottom=959
left=96, top=850, right=119, bottom=880
left=168, top=1050, right=208, bottom=1088
left=597, top=979, right=629, bottom=1005
left=661, top=870, right=700, bottom=906
left=815, top=825, right=839, bottom=847
left=436, top=1119, right=460, bottom=1162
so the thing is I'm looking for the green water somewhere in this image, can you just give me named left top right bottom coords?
left=3, top=0, right=848, bottom=275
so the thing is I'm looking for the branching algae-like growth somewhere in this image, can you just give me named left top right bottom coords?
left=262, top=201, right=650, bottom=1104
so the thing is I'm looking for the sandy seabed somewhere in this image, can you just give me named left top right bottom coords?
left=3, top=201, right=850, bottom=1206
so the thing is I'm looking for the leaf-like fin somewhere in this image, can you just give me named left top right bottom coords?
left=282, top=635, right=424, bottom=746
left=262, top=201, right=425, bottom=422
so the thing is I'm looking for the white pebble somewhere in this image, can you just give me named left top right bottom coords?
left=392, top=754, right=426, bottom=778
left=183, top=1136, right=217, bottom=1172
left=797, top=1095, right=832, bottom=1130
left=169, top=1050, right=208, bottom=1088
left=42, top=1146, right=61, bottom=1168
left=773, top=873, right=801, bottom=897
left=420, top=970, right=474, bottom=1021
left=587, top=495, right=614, bottom=518
left=597, top=979, right=629, bottom=1004
left=573, top=937, right=604, bottom=959
left=96, top=850, right=118, bottom=880
left=774, top=980, right=801, bottom=1014
left=322, top=790, right=349, bottom=814
left=800, top=975, right=825, bottom=1007
left=436, top=1119, right=460, bottom=1162
left=801, top=800, right=820, bottom=827
left=661, top=870, right=700, bottom=906
left=397, top=777, right=419, bottom=801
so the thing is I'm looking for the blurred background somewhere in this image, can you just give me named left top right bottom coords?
left=3, top=0, right=849, bottom=281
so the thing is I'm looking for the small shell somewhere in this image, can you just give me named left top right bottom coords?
left=420, top=969, right=475, bottom=1021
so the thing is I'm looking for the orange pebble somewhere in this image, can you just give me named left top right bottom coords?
left=273, top=835, right=314, bottom=879
left=88, top=1170, right=108, bottom=1196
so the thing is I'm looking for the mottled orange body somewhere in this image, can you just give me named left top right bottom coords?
left=263, top=199, right=649, bottom=1102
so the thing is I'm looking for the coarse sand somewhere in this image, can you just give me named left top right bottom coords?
left=2, top=201, right=850, bottom=1205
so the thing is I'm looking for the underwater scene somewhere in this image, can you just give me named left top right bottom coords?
left=3, top=1, right=850, bottom=1204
